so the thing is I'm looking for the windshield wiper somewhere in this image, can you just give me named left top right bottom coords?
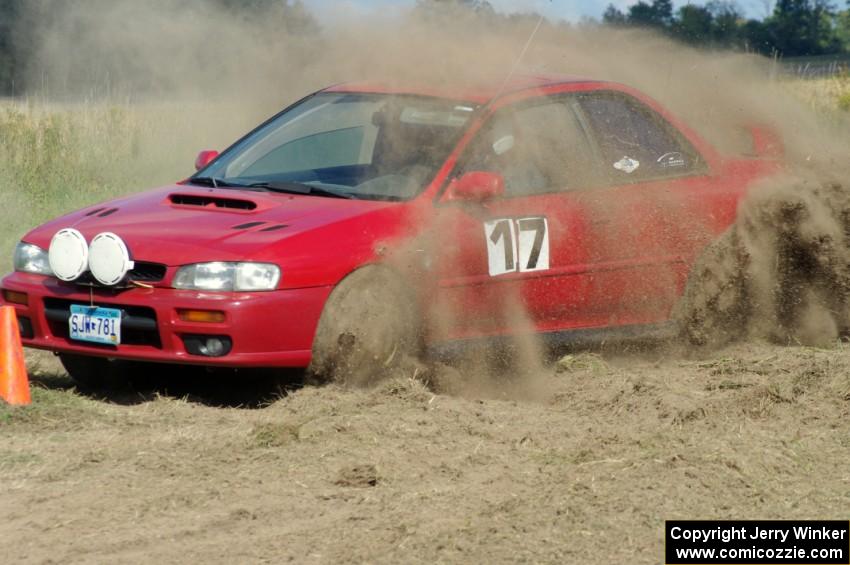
left=246, top=181, right=356, bottom=199
left=188, top=177, right=240, bottom=189
left=191, top=177, right=356, bottom=199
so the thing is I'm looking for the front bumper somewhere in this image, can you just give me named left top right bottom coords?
left=0, top=272, right=332, bottom=368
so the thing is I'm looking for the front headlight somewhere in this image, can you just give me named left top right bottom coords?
left=14, top=242, right=52, bottom=275
left=172, top=262, right=280, bottom=291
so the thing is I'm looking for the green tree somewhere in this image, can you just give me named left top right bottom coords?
left=673, top=4, right=715, bottom=43
left=707, top=1, right=742, bottom=44
left=627, top=0, right=673, bottom=28
left=739, top=19, right=775, bottom=52
left=0, top=0, right=24, bottom=95
left=602, top=4, right=628, bottom=25
left=770, top=0, right=839, bottom=55
left=835, top=3, right=850, bottom=47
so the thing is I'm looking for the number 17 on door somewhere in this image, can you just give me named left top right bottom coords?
left=484, top=217, right=550, bottom=277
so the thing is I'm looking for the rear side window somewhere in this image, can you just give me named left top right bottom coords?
left=461, top=98, right=596, bottom=196
left=576, top=92, right=702, bottom=181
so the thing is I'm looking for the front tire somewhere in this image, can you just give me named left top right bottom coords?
left=59, top=354, right=169, bottom=390
left=308, top=267, right=421, bottom=386
left=59, top=353, right=123, bottom=389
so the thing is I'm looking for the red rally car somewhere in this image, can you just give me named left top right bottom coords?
left=0, top=75, right=780, bottom=385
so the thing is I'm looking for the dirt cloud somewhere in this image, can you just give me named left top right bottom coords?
left=23, top=1, right=850, bottom=170
left=19, top=1, right=850, bottom=375
left=676, top=174, right=850, bottom=348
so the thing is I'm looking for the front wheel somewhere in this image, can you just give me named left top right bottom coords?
left=58, top=354, right=171, bottom=390
left=308, top=267, right=421, bottom=386
left=59, top=353, right=124, bottom=389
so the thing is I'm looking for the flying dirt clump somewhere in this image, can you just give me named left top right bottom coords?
left=675, top=172, right=850, bottom=349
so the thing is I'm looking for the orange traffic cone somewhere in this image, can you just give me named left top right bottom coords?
left=0, top=305, right=30, bottom=405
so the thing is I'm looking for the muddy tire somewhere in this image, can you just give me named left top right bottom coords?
left=674, top=177, right=850, bottom=349
left=673, top=228, right=750, bottom=349
left=59, top=353, right=124, bottom=389
left=308, top=267, right=421, bottom=386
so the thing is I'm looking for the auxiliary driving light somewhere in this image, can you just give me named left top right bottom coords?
left=48, top=228, right=89, bottom=282
left=88, top=232, right=134, bottom=286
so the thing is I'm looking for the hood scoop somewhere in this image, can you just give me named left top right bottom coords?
left=169, top=193, right=257, bottom=211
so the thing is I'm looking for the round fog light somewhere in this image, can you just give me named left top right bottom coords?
left=201, top=338, right=225, bottom=357
left=182, top=334, right=232, bottom=357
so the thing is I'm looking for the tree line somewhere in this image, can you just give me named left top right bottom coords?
left=417, top=0, right=850, bottom=58
left=602, top=0, right=849, bottom=57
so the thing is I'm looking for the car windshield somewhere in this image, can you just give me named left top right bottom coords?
left=193, top=92, right=477, bottom=201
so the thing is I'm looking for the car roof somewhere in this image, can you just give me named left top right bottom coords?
left=323, top=74, right=608, bottom=105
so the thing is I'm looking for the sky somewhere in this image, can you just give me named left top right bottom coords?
left=302, top=0, right=771, bottom=24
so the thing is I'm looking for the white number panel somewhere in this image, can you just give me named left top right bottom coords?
left=484, top=218, right=517, bottom=276
left=484, top=216, right=549, bottom=277
left=517, top=217, right=549, bottom=273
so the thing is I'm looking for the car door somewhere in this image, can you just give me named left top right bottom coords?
left=429, top=94, right=605, bottom=343
left=569, top=89, right=735, bottom=326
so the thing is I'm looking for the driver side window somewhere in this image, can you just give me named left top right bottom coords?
left=461, top=97, right=596, bottom=197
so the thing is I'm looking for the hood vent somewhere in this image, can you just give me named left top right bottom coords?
left=232, top=221, right=266, bottom=230
left=229, top=221, right=289, bottom=233
left=85, top=207, right=106, bottom=216
left=170, top=193, right=257, bottom=210
left=98, top=207, right=119, bottom=217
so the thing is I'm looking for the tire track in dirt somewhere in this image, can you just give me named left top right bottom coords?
left=2, top=344, right=849, bottom=563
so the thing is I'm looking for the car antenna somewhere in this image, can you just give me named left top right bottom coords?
left=493, top=6, right=549, bottom=101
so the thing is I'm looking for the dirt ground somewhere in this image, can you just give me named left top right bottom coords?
left=2, top=341, right=849, bottom=564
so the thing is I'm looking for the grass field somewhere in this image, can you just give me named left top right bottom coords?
left=0, top=99, right=259, bottom=264
left=2, top=79, right=850, bottom=562
left=787, top=73, right=850, bottom=107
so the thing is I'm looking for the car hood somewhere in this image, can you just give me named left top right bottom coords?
left=24, top=184, right=398, bottom=265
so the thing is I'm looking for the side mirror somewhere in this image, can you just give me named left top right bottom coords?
left=442, top=171, right=505, bottom=204
left=194, top=150, right=219, bottom=171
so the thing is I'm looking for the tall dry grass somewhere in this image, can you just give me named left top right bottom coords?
left=0, top=100, right=258, bottom=268
left=785, top=73, right=850, bottom=112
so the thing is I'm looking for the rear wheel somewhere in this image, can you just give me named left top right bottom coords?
left=308, top=267, right=421, bottom=386
left=674, top=177, right=850, bottom=349
left=673, top=228, right=750, bottom=349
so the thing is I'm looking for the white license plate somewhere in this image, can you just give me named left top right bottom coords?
left=69, top=305, right=121, bottom=345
